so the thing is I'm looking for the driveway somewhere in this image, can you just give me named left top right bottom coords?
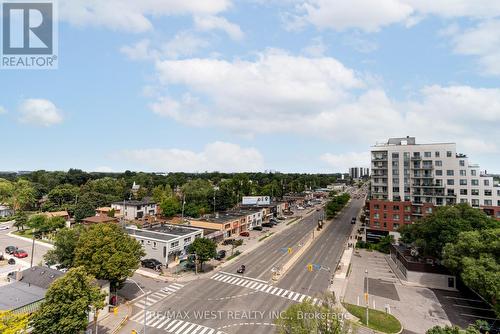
left=344, top=249, right=451, bottom=333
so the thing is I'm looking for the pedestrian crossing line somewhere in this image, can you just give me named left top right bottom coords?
left=210, top=272, right=321, bottom=305
left=130, top=310, right=226, bottom=334
left=133, top=283, right=185, bottom=308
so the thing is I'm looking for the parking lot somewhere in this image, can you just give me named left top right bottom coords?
left=344, top=249, right=451, bottom=334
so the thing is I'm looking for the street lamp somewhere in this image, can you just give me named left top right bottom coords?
left=365, top=269, right=369, bottom=327
left=127, top=278, right=148, bottom=334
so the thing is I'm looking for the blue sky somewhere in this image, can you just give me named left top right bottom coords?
left=1, top=0, right=499, bottom=173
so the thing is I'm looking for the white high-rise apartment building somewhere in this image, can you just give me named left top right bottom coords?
left=369, top=137, right=500, bottom=232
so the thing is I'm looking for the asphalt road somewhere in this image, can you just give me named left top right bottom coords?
left=121, top=198, right=366, bottom=334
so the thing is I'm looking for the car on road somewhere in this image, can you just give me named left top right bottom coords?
left=239, top=231, right=250, bottom=237
left=7, top=271, right=17, bottom=281
left=262, top=222, right=273, bottom=228
left=351, top=217, right=356, bottom=224
left=283, top=211, right=294, bottom=216
left=236, top=265, right=246, bottom=274
left=0, top=224, right=9, bottom=231
left=184, top=261, right=196, bottom=270
left=252, top=226, right=263, bottom=231
left=276, top=216, right=285, bottom=221
left=5, top=246, right=17, bottom=254
left=8, top=258, right=16, bottom=265
left=141, top=258, right=162, bottom=271
left=13, top=249, right=28, bottom=258
left=216, top=250, right=226, bottom=260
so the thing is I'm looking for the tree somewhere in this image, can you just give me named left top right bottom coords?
left=325, top=193, right=350, bottom=219
left=73, top=192, right=111, bottom=221
left=10, top=179, right=37, bottom=213
left=152, top=184, right=173, bottom=203
left=160, top=196, right=180, bottom=218
left=187, top=238, right=217, bottom=271
left=426, top=321, right=485, bottom=334
left=73, top=224, right=145, bottom=288
left=0, top=311, right=30, bottom=334
left=0, top=179, right=14, bottom=204
left=44, top=227, right=82, bottom=268
left=31, top=267, right=106, bottom=334
left=399, top=203, right=498, bottom=258
left=13, top=211, right=28, bottom=231
left=27, top=215, right=65, bottom=238
left=276, top=295, right=347, bottom=334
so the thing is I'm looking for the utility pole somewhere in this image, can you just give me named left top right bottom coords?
left=181, top=194, right=186, bottom=223
left=365, top=269, right=369, bottom=327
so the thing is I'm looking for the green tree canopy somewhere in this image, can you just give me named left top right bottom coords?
left=187, top=237, right=217, bottom=271
left=0, top=311, right=30, bottom=334
left=73, top=224, right=145, bottom=287
left=399, top=203, right=499, bottom=258
left=44, top=226, right=83, bottom=268
left=160, top=196, right=181, bottom=218
left=30, top=267, right=106, bottom=334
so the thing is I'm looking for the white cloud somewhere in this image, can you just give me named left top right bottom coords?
left=194, top=15, right=244, bottom=40
left=120, top=142, right=264, bottom=172
left=18, top=99, right=63, bottom=127
left=147, top=50, right=500, bottom=156
left=448, top=20, right=500, bottom=76
left=0, top=106, right=7, bottom=114
left=59, top=0, right=232, bottom=32
left=121, top=33, right=210, bottom=61
left=302, top=37, right=327, bottom=57
left=321, top=151, right=370, bottom=172
left=288, top=0, right=500, bottom=32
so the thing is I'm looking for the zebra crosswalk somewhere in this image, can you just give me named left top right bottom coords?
left=210, top=272, right=321, bottom=305
left=134, top=283, right=185, bottom=309
left=130, top=310, right=225, bottom=334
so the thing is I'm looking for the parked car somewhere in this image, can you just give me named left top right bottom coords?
left=184, top=261, right=196, bottom=270
left=0, top=224, right=9, bottom=231
left=8, top=258, right=16, bottom=265
left=223, top=239, right=236, bottom=245
left=236, top=265, right=246, bottom=274
left=351, top=217, right=356, bottom=224
left=252, top=226, right=263, bottom=231
left=262, top=222, right=273, bottom=228
left=7, top=271, right=16, bottom=281
left=216, top=250, right=227, bottom=260
left=5, top=246, right=17, bottom=255
left=13, top=249, right=28, bottom=258
left=141, top=258, right=162, bottom=271
left=276, top=216, right=285, bottom=221
left=239, top=231, right=250, bottom=237
left=283, top=211, right=294, bottom=216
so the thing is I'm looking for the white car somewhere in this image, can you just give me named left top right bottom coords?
left=0, top=225, right=10, bottom=231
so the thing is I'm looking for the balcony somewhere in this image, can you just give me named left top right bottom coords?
left=411, top=156, right=422, bottom=161
left=372, top=156, right=388, bottom=161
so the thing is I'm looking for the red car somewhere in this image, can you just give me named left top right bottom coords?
left=239, top=231, right=250, bottom=237
left=13, top=249, right=28, bottom=258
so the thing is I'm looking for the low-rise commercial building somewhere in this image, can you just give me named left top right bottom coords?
left=126, top=224, right=203, bottom=266
left=111, top=198, right=157, bottom=220
left=81, top=215, right=118, bottom=225
left=0, top=204, right=14, bottom=218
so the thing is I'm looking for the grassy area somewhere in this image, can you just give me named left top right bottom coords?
left=12, top=230, right=54, bottom=245
left=226, top=250, right=241, bottom=261
left=343, top=303, right=402, bottom=334
left=258, top=232, right=274, bottom=242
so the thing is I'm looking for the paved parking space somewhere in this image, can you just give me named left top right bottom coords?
left=432, top=289, right=499, bottom=330
left=344, top=250, right=451, bottom=333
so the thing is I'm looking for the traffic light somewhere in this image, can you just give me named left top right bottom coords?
left=307, top=264, right=313, bottom=272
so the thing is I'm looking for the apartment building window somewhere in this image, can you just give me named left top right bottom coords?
left=404, top=215, right=411, bottom=221
left=392, top=169, right=399, bottom=175
left=435, top=151, right=440, bottom=157
left=184, top=237, right=192, bottom=243
left=471, top=199, right=479, bottom=207
left=471, top=189, right=479, bottom=196
left=393, top=178, right=399, bottom=185
left=171, top=241, right=179, bottom=248
left=485, top=190, right=492, bottom=196
left=460, top=179, right=467, bottom=186
left=484, top=179, right=490, bottom=186
left=393, top=187, right=400, bottom=193
left=373, top=213, right=379, bottom=219
left=392, top=160, right=399, bottom=167
left=498, top=200, right=500, bottom=206
left=426, top=207, right=433, bottom=213
left=436, top=179, right=443, bottom=186
left=374, top=204, right=379, bottom=210
left=446, top=170, right=454, bottom=176
left=392, top=153, right=399, bottom=159
left=404, top=152, right=410, bottom=159
left=424, top=152, right=431, bottom=158
left=393, top=214, right=400, bottom=221
left=484, top=200, right=492, bottom=206
left=498, top=190, right=500, bottom=196
left=374, top=221, right=380, bottom=228
left=460, top=170, right=466, bottom=176
left=405, top=206, right=411, bottom=212
left=459, top=160, right=465, bottom=167
left=435, top=160, right=442, bottom=167
left=393, top=223, right=400, bottom=230
left=447, top=151, right=452, bottom=157
left=383, top=222, right=387, bottom=228
left=471, top=179, right=479, bottom=186
left=393, top=205, right=400, bottom=211
left=436, top=198, right=443, bottom=205
left=447, top=179, right=454, bottom=185
left=460, top=189, right=468, bottom=195
left=413, top=152, right=421, bottom=158
left=435, top=170, right=443, bottom=176
left=460, top=199, right=468, bottom=204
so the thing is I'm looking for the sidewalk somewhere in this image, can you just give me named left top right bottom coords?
left=88, top=303, right=132, bottom=334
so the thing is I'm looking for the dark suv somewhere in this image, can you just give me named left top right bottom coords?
left=5, top=246, right=17, bottom=254
left=141, top=259, right=162, bottom=271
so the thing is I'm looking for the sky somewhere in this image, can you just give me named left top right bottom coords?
left=1, top=0, right=499, bottom=173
